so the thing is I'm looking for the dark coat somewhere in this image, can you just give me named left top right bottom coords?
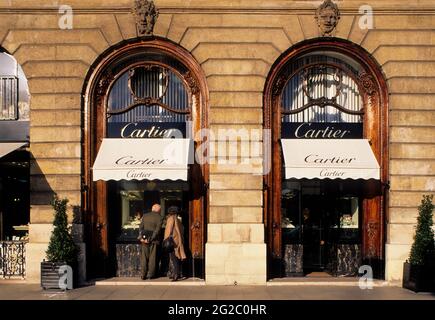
left=139, top=211, right=163, bottom=243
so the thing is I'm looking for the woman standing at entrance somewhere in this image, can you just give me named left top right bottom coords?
left=164, top=206, right=186, bottom=281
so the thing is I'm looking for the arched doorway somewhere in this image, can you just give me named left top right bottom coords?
left=82, top=38, right=209, bottom=279
left=264, top=39, right=389, bottom=279
left=0, top=49, right=30, bottom=278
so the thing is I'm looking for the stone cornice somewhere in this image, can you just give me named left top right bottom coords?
left=0, top=7, right=434, bottom=15
left=0, top=0, right=434, bottom=15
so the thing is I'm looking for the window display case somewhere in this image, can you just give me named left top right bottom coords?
left=281, top=180, right=362, bottom=276
left=108, top=180, right=189, bottom=277
left=112, top=181, right=188, bottom=243
left=329, top=196, right=360, bottom=243
left=117, top=190, right=144, bottom=243
left=281, top=186, right=302, bottom=244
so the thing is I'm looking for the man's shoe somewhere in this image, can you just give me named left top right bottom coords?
left=141, top=276, right=147, bottom=280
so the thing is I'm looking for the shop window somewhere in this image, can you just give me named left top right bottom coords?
left=105, top=61, right=193, bottom=247
left=0, top=51, right=30, bottom=244
left=266, top=39, right=387, bottom=279
left=85, top=41, right=207, bottom=278
left=86, top=38, right=207, bottom=279
left=0, top=52, right=29, bottom=121
left=111, top=180, right=189, bottom=243
left=0, top=76, right=18, bottom=120
left=278, top=51, right=368, bottom=275
left=280, top=51, right=365, bottom=250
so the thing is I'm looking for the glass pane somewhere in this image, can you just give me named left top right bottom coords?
left=329, top=196, right=360, bottom=243
left=281, top=53, right=363, bottom=124
left=0, top=53, right=29, bottom=121
left=110, top=180, right=189, bottom=243
left=281, top=181, right=302, bottom=244
left=337, top=197, right=359, bottom=229
left=120, top=190, right=144, bottom=233
left=107, top=68, right=189, bottom=123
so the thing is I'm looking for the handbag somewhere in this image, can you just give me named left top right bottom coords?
left=162, top=236, right=175, bottom=252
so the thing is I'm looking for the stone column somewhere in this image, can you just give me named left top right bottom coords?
left=205, top=90, right=267, bottom=285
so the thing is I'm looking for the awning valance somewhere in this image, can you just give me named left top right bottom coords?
left=92, top=138, right=192, bottom=181
left=0, top=142, right=26, bottom=159
left=281, top=139, right=380, bottom=180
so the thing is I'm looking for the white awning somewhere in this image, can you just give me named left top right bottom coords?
left=0, top=142, right=26, bottom=159
left=281, top=139, right=380, bottom=180
left=92, top=138, right=192, bottom=181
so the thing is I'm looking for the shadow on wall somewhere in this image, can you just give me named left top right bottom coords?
left=30, top=156, right=57, bottom=207
left=29, top=156, right=87, bottom=283
left=0, top=149, right=30, bottom=241
left=29, top=156, right=82, bottom=224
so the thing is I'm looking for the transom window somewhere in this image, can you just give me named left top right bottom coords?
left=281, top=51, right=363, bottom=124
left=107, top=60, right=191, bottom=124
left=0, top=52, right=29, bottom=121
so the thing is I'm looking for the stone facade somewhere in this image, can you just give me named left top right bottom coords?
left=0, top=0, right=434, bottom=284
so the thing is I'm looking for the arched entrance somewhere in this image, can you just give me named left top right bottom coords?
left=264, top=39, right=389, bottom=279
left=0, top=49, right=30, bottom=278
left=82, top=38, right=209, bottom=279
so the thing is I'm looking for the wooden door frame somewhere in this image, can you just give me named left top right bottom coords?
left=263, top=38, right=389, bottom=279
left=81, top=37, right=209, bottom=278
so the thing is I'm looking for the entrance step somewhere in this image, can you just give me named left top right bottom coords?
left=94, top=277, right=205, bottom=286
left=267, top=277, right=390, bottom=287
left=305, top=272, right=333, bottom=278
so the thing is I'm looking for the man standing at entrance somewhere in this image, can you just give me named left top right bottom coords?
left=139, top=203, right=162, bottom=280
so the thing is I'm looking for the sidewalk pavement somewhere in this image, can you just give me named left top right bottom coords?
left=0, top=281, right=434, bottom=300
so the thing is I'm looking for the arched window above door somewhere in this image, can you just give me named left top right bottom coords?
left=280, top=51, right=364, bottom=124
left=107, top=63, right=191, bottom=124
left=92, top=44, right=202, bottom=128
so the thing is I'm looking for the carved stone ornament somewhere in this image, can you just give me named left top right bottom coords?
left=132, top=0, right=159, bottom=36
left=96, top=72, right=114, bottom=105
left=366, top=221, right=379, bottom=258
left=358, top=71, right=376, bottom=96
left=272, top=75, right=287, bottom=97
left=184, top=71, right=199, bottom=95
left=358, top=71, right=378, bottom=105
left=315, top=0, right=341, bottom=37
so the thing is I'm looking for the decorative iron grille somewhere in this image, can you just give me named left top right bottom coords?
left=281, top=54, right=364, bottom=124
left=107, top=64, right=191, bottom=123
left=0, top=76, right=19, bottom=120
left=0, top=241, right=26, bottom=278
